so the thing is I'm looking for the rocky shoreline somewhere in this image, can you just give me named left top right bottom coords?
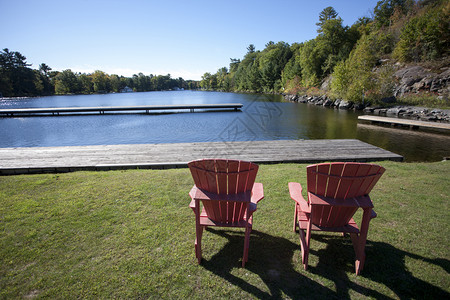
left=284, top=94, right=450, bottom=123
left=284, top=63, right=450, bottom=123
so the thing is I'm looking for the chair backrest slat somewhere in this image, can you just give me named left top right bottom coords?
left=306, top=162, right=385, bottom=227
left=237, top=161, right=250, bottom=193
left=188, top=159, right=259, bottom=224
left=228, top=160, right=239, bottom=194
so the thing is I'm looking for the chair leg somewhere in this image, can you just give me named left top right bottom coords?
left=293, top=204, right=299, bottom=232
left=242, top=225, right=251, bottom=267
left=195, top=225, right=204, bottom=264
left=298, top=227, right=310, bottom=270
left=355, top=209, right=372, bottom=275
left=350, top=232, right=359, bottom=255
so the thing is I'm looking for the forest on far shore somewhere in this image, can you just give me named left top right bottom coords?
left=0, top=52, right=199, bottom=98
left=200, top=0, right=449, bottom=105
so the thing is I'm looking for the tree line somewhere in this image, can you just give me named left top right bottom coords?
left=0, top=49, right=200, bottom=97
left=200, top=0, right=449, bottom=104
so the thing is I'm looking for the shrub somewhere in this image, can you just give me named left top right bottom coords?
left=394, top=4, right=450, bottom=61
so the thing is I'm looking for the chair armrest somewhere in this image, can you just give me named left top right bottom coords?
left=289, top=182, right=310, bottom=213
left=189, top=186, right=197, bottom=199
left=308, top=193, right=360, bottom=207
left=251, top=183, right=264, bottom=204
left=189, top=199, right=196, bottom=209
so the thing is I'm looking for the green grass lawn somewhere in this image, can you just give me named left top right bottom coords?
left=1, top=161, right=449, bottom=299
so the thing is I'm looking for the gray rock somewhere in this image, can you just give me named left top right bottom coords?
left=387, top=107, right=406, bottom=115
left=374, top=108, right=388, bottom=115
left=353, top=103, right=365, bottom=110
left=339, top=100, right=353, bottom=109
left=393, top=65, right=449, bottom=98
left=323, top=99, right=333, bottom=107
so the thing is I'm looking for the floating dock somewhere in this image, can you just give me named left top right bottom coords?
left=358, top=115, right=450, bottom=133
left=0, top=139, right=403, bottom=175
left=0, top=103, right=243, bottom=117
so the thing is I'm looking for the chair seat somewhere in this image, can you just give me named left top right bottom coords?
left=296, top=209, right=360, bottom=233
left=198, top=207, right=254, bottom=227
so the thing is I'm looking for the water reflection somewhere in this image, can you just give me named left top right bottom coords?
left=357, top=123, right=450, bottom=162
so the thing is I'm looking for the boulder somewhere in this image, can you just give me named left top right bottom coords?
left=373, top=108, right=388, bottom=115
left=339, top=100, right=353, bottom=109
left=285, top=94, right=299, bottom=102
left=298, top=96, right=308, bottom=103
left=393, top=65, right=449, bottom=98
left=353, top=103, right=366, bottom=110
left=333, top=99, right=341, bottom=107
left=387, top=107, right=406, bottom=115
left=323, top=99, right=333, bottom=107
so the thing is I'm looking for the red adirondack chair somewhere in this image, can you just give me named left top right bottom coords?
left=188, top=159, right=264, bottom=267
left=289, top=162, right=385, bottom=275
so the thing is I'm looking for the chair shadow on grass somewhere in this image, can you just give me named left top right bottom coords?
left=200, top=229, right=450, bottom=299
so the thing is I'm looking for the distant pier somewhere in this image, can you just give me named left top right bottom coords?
left=0, top=103, right=243, bottom=117
left=358, top=115, right=450, bottom=133
left=0, top=139, right=403, bottom=175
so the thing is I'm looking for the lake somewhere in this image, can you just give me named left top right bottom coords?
left=1, top=91, right=449, bottom=162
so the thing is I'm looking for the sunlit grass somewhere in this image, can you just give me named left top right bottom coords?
left=397, top=92, right=450, bottom=109
left=1, top=161, right=449, bottom=298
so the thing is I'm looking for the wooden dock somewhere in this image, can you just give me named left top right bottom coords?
left=358, top=115, right=450, bottom=132
left=0, top=139, right=403, bottom=175
left=0, top=103, right=243, bottom=117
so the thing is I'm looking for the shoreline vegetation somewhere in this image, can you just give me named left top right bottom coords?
left=1, top=161, right=449, bottom=298
left=197, top=0, right=449, bottom=109
left=0, top=51, right=200, bottom=98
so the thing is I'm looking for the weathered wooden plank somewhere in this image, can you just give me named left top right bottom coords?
left=0, top=139, right=403, bottom=175
left=0, top=103, right=243, bottom=116
left=358, top=115, right=450, bottom=132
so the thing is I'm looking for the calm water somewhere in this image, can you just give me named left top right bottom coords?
left=1, top=91, right=449, bottom=162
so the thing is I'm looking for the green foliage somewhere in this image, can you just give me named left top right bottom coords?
left=233, top=50, right=261, bottom=92
left=91, top=70, right=111, bottom=93
left=0, top=48, right=194, bottom=97
left=373, top=0, right=414, bottom=28
left=200, top=72, right=217, bottom=90
left=229, top=58, right=240, bottom=73
left=299, top=39, right=326, bottom=87
left=394, top=3, right=450, bottom=61
left=55, top=69, right=81, bottom=94
left=330, top=34, right=378, bottom=102
left=0, top=48, right=52, bottom=97
left=297, top=16, right=358, bottom=88
left=78, top=74, right=93, bottom=94
left=281, top=43, right=303, bottom=88
left=316, top=6, right=338, bottom=33
left=259, top=41, right=292, bottom=92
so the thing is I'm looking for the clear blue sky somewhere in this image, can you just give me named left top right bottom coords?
left=1, top=0, right=380, bottom=80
